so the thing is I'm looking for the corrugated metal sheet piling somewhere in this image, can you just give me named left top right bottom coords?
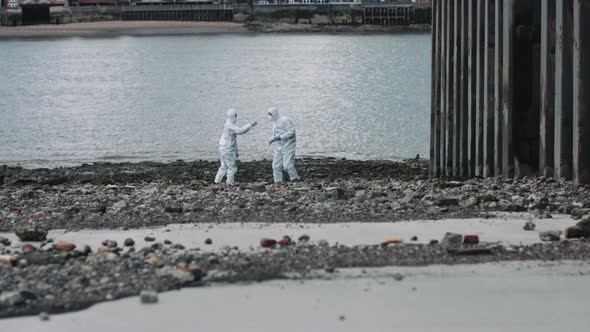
left=430, top=0, right=590, bottom=185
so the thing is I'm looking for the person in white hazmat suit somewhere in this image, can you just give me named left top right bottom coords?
left=214, top=109, right=257, bottom=185
left=267, top=107, right=301, bottom=183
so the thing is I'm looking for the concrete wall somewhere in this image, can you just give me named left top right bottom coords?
left=239, top=4, right=365, bottom=25
left=2, top=4, right=431, bottom=26
left=69, top=6, right=123, bottom=23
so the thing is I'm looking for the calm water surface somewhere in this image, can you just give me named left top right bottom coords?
left=0, top=33, right=431, bottom=168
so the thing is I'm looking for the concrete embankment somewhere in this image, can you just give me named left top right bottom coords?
left=1, top=4, right=431, bottom=29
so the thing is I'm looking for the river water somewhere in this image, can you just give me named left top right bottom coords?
left=0, top=33, right=431, bottom=168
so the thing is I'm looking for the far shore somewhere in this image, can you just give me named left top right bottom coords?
left=0, top=21, right=251, bottom=39
left=0, top=20, right=431, bottom=39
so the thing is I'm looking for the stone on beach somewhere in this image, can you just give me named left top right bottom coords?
left=55, top=241, right=76, bottom=251
left=140, top=290, right=158, bottom=304
left=441, top=233, right=462, bottom=248
left=523, top=221, right=536, bottom=231
left=0, top=255, right=16, bottom=268
left=260, top=238, right=277, bottom=248
left=539, top=230, right=562, bottom=242
left=463, top=235, right=479, bottom=245
left=14, top=220, right=48, bottom=241
left=278, top=236, right=292, bottom=246
left=380, top=237, right=404, bottom=247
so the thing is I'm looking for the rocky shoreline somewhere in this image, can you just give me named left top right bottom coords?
left=2, top=158, right=590, bottom=319
left=1, top=158, right=589, bottom=231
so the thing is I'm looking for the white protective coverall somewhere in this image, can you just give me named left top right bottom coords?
left=268, top=107, right=300, bottom=183
left=214, top=109, right=254, bottom=185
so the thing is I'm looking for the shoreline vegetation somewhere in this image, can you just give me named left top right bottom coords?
left=0, top=21, right=431, bottom=39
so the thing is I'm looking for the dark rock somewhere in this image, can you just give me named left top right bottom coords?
left=463, top=235, right=479, bottom=245
left=164, top=240, right=172, bottom=245
left=14, top=221, right=48, bottom=241
left=448, top=248, right=493, bottom=255
left=441, top=233, right=462, bottom=248
left=172, top=244, right=185, bottom=250
left=565, top=226, right=588, bottom=239
left=124, top=238, right=135, bottom=247
left=144, top=236, right=156, bottom=242
left=438, top=181, right=464, bottom=189
left=435, top=198, right=459, bottom=207
left=140, top=290, right=158, bottom=304
left=164, top=206, right=183, bottom=214
left=0, top=237, right=10, bottom=246
left=40, top=177, right=68, bottom=186
left=298, top=234, right=310, bottom=243
left=523, top=221, right=536, bottom=231
left=251, top=183, right=266, bottom=193
left=410, top=236, right=418, bottom=241
left=204, top=238, right=212, bottom=245
left=11, top=179, right=38, bottom=186
left=502, top=204, right=526, bottom=212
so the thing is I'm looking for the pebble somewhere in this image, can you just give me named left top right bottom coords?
left=380, top=237, right=404, bottom=247
left=145, top=236, right=156, bottom=242
left=0, top=255, right=16, bottom=268
left=523, top=221, right=536, bottom=231
left=39, top=312, right=50, bottom=321
left=55, top=241, right=76, bottom=251
left=260, top=238, right=277, bottom=248
left=393, top=273, right=404, bottom=281
left=539, top=230, right=562, bottom=242
left=204, top=238, right=213, bottom=245
left=410, top=236, right=418, bottom=241
left=140, top=290, right=158, bottom=304
left=102, top=240, right=118, bottom=248
left=124, top=238, right=135, bottom=246
left=0, top=291, right=25, bottom=306
left=463, top=235, right=480, bottom=245
left=0, top=237, right=11, bottom=246
left=278, top=236, right=292, bottom=246
left=22, top=243, right=37, bottom=253
left=298, top=234, right=310, bottom=243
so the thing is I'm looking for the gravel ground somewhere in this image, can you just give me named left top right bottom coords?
left=0, top=159, right=589, bottom=231
left=1, top=236, right=590, bottom=319
left=1, top=159, right=590, bottom=318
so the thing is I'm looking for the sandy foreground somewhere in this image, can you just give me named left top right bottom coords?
left=4, top=261, right=590, bottom=332
left=0, top=21, right=251, bottom=38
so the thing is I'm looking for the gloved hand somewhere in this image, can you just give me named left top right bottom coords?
left=250, top=122, right=257, bottom=127
left=269, top=135, right=281, bottom=145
